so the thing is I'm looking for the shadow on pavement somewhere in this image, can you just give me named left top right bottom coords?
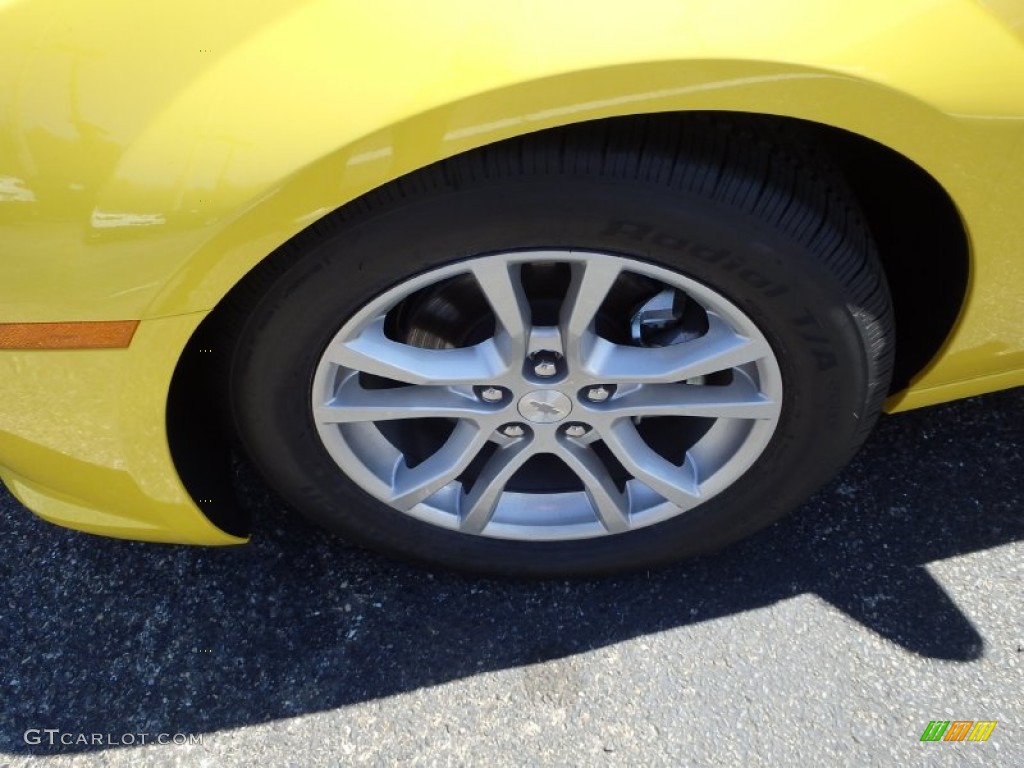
left=1, top=387, right=1021, bottom=754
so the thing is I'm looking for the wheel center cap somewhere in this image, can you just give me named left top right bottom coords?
left=518, top=390, right=572, bottom=424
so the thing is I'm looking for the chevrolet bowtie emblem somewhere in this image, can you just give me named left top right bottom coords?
left=518, top=390, right=573, bottom=424
left=528, top=399, right=564, bottom=416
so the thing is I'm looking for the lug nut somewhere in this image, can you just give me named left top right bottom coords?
left=531, top=351, right=559, bottom=378
left=501, top=424, right=525, bottom=438
left=534, top=361, right=557, bottom=377
left=585, top=385, right=612, bottom=403
left=564, top=424, right=590, bottom=437
left=480, top=387, right=505, bottom=403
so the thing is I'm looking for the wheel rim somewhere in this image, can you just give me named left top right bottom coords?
left=311, top=250, right=783, bottom=541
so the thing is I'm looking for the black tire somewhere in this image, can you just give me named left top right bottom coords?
left=228, top=114, right=893, bottom=577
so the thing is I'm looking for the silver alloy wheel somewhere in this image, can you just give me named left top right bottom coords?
left=311, top=250, right=783, bottom=541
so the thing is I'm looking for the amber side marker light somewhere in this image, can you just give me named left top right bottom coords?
left=0, top=320, right=140, bottom=349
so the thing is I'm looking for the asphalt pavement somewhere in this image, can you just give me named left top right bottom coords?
left=1, top=387, right=1021, bottom=767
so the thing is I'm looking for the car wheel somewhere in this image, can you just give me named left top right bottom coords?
left=229, top=115, right=893, bottom=576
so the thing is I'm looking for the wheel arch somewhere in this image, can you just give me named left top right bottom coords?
left=140, top=56, right=987, bottom=322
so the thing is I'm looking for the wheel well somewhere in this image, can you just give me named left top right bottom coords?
left=166, top=111, right=969, bottom=536
left=805, top=120, right=969, bottom=392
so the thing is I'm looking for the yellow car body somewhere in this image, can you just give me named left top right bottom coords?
left=1, top=0, right=1022, bottom=545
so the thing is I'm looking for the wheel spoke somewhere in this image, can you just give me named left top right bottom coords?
left=326, top=317, right=506, bottom=384
left=471, top=260, right=531, bottom=361
left=600, top=376, right=780, bottom=421
left=458, top=438, right=534, bottom=534
left=583, top=313, right=771, bottom=383
left=602, top=420, right=702, bottom=510
left=388, top=421, right=490, bottom=510
left=554, top=439, right=631, bottom=534
left=559, top=257, right=622, bottom=367
left=316, top=377, right=499, bottom=424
